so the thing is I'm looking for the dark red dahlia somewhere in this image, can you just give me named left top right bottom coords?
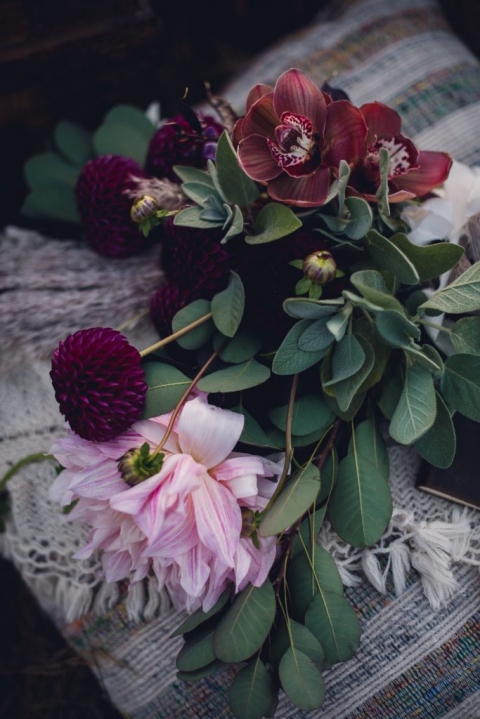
left=51, top=328, right=147, bottom=442
left=145, top=113, right=225, bottom=182
left=160, top=216, right=230, bottom=294
left=150, top=283, right=201, bottom=338
left=75, top=155, right=150, bottom=258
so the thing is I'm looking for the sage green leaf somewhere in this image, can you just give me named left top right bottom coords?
left=198, top=359, right=270, bottom=393
left=213, top=580, right=276, bottom=662
left=229, top=657, right=276, bottom=719
left=390, top=364, right=436, bottom=444
left=258, top=463, right=320, bottom=537
left=54, top=121, right=92, bottom=166
left=93, top=123, right=150, bottom=165
left=176, top=626, right=216, bottom=671
left=224, top=205, right=244, bottom=240
left=173, top=165, right=215, bottom=186
left=348, top=418, right=389, bottom=480
left=213, top=328, right=261, bottom=363
left=232, top=405, right=280, bottom=449
left=323, top=391, right=365, bottom=421
left=269, top=393, right=334, bottom=436
left=329, top=450, right=392, bottom=547
left=320, top=215, right=348, bottom=232
left=408, top=344, right=444, bottom=377
left=177, top=659, right=223, bottom=683
left=376, top=146, right=390, bottom=217
left=141, top=363, right=191, bottom=418
left=353, top=318, right=391, bottom=393
left=334, top=337, right=375, bottom=412
left=25, top=153, right=79, bottom=189
left=350, top=270, right=404, bottom=313
left=389, top=233, right=464, bottom=281
left=419, top=261, right=480, bottom=314
left=324, top=335, right=366, bottom=386
left=414, top=392, right=456, bottom=468
left=440, top=354, right=480, bottom=421
left=376, top=310, right=421, bottom=348
left=342, top=289, right=383, bottom=313
left=288, top=549, right=344, bottom=621
left=344, top=197, right=373, bottom=240
left=305, top=592, right=360, bottom=665
left=211, top=272, right=245, bottom=337
left=102, top=104, right=155, bottom=139
left=174, top=205, right=223, bottom=229
left=325, top=304, right=353, bottom=342
left=271, top=620, right=325, bottom=670
left=405, top=289, right=429, bottom=316
left=283, top=297, right=343, bottom=319
left=182, top=181, right=217, bottom=205
left=337, top=159, right=351, bottom=215
left=318, top=449, right=338, bottom=505
left=215, top=131, right=260, bottom=205
left=22, top=186, right=80, bottom=223
left=279, top=648, right=325, bottom=710
left=378, top=374, right=403, bottom=420
left=450, top=317, right=480, bottom=355
left=171, top=299, right=215, bottom=350
left=367, top=229, right=419, bottom=285
left=298, top=317, right=335, bottom=352
left=273, top=320, right=328, bottom=376
left=171, top=587, right=231, bottom=637
left=246, top=203, right=302, bottom=244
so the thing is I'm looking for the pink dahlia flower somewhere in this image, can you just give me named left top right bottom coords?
left=348, top=102, right=452, bottom=202
left=50, top=397, right=282, bottom=612
left=236, top=68, right=367, bottom=207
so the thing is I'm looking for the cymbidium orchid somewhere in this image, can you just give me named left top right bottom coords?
left=348, top=102, right=452, bottom=202
left=236, top=68, right=367, bottom=207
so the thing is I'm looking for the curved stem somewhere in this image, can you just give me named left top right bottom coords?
left=0, top=453, right=55, bottom=492
left=139, top=313, right=213, bottom=357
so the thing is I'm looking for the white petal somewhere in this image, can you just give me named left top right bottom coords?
left=177, top=398, right=244, bottom=468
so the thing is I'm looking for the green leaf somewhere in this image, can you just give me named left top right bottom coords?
left=440, top=354, right=480, bottom=422
left=271, top=620, right=325, bottom=670
left=258, top=463, right=320, bottom=537
left=344, top=197, right=373, bottom=240
left=353, top=318, right=391, bottom=392
left=182, top=181, right=218, bottom=205
left=376, top=147, right=390, bottom=217
left=375, top=310, right=421, bottom=348
left=325, top=304, right=353, bottom=342
left=367, top=230, right=419, bottom=285
left=283, top=297, right=343, bottom=320
left=54, top=121, right=92, bottom=166
left=213, top=328, right=261, bottom=363
left=224, top=204, right=244, bottom=240
left=173, top=165, right=215, bottom=186
left=177, top=660, right=223, bottom=683
left=176, top=626, right=216, bottom=671
left=378, top=374, right=403, bottom=420
left=198, top=359, right=270, bottom=393
left=171, top=587, right=231, bottom=637
left=419, top=261, right=480, bottom=314
left=213, top=580, right=276, bottom=662
left=390, top=364, right=436, bottom=444
left=269, top=393, right=334, bottom=437
left=414, top=392, right=456, bottom=468
left=171, top=299, right=215, bottom=350
left=215, top=131, right=260, bottom=205
left=296, top=277, right=312, bottom=295
left=25, top=153, right=79, bottom=189
left=279, top=648, right=325, bottom=710
left=337, top=159, right=351, bottom=216
left=93, top=123, right=150, bottom=165
left=141, top=363, right=191, bottom=418
left=350, top=270, right=404, bottom=312
left=102, top=104, right=155, bottom=139
left=291, top=505, right=329, bottom=559
left=406, top=344, right=444, bottom=376
left=174, top=205, right=223, bottom=229
left=298, top=317, right=335, bottom=352
left=333, top=337, right=375, bottom=412
left=305, top=591, right=360, bottom=665
left=323, top=390, right=365, bottom=421
left=229, top=658, right=276, bottom=719
left=389, top=233, right=464, bottom=281
left=348, top=417, right=389, bottom=481
left=211, top=272, right=245, bottom=338
left=232, top=404, right=280, bottom=448
left=21, top=186, right=80, bottom=223
left=450, top=317, right=480, bottom=355
left=273, top=319, right=329, bottom=376
left=342, top=289, right=383, bottom=313
left=324, top=335, right=366, bottom=386
left=328, top=450, right=392, bottom=547
left=288, top=549, right=344, bottom=621
left=246, top=203, right=302, bottom=244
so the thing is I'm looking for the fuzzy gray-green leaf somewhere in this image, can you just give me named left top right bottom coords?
left=440, top=354, right=480, bottom=422
left=414, top=392, right=456, bottom=468
left=211, top=272, right=245, bottom=338
left=419, top=261, right=480, bottom=314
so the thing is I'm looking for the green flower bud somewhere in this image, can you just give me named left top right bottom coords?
left=130, top=195, right=159, bottom=223
left=302, top=250, right=337, bottom=284
left=118, top=443, right=164, bottom=486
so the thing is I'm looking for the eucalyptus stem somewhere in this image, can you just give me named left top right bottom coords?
left=417, top=318, right=452, bottom=334
left=264, top=374, right=299, bottom=509
left=139, top=313, right=213, bottom=357
left=0, top=453, right=55, bottom=492
left=115, top=308, right=149, bottom=333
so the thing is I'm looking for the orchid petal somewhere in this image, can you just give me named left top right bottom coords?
left=394, top=151, right=453, bottom=198
left=360, top=102, right=402, bottom=145
left=192, top=472, right=242, bottom=566
left=238, top=135, right=283, bottom=181
left=346, top=185, right=416, bottom=204
left=274, top=68, right=326, bottom=134
left=268, top=166, right=330, bottom=207
left=241, top=92, right=279, bottom=137
left=177, top=397, right=244, bottom=468
left=246, top=83, right=273, bottom=112
left=322, top=101, right=367, bottom=166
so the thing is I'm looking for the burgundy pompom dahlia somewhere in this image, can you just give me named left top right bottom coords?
left=149, top=283, right=199, bottom=338
left=51, top=328, right=147, bottom=442
left=76, top=155, right=150, bottom=258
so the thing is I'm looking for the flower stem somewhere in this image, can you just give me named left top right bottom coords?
left=417, top=318, right=452, bottom=334
left=0, top=453, right=55, bottom=492
left=264, top=374, right=298, bottom=510
left=115, top=309, right=149, bottom=333
left=139, top=313, right=213, bottom=357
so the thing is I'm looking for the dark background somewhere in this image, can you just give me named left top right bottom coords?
left=1, top=0, right=479, bottom=717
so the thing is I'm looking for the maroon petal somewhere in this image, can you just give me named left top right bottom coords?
left=394, top=151, right=453, bottom=197
left=268, top=167, right=330, bottom=207
left=322, top=101, right=367, bottom=166
left=241, top=93, right=279, bottom=138
left=238, top=135, right=283, bottom=181
left=245, top=83, right=273, bottom=112
left=360, top=102, right=402, bottom=145
left=274, top=68, right=327, bottom=135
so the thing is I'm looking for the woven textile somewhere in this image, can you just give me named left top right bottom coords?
left=1, top=0, right=480, bottom=716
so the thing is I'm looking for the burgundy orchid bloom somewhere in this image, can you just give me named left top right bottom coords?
left=348, top=102, right=452, bottom=202
left=236, top=69, right=367, bottom=208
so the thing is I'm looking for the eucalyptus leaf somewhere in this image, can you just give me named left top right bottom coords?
left=375, top=310, right=421, bottom=348
left=292, top=506, right=329, bottom=559
left=176, top=626, right=216, bottom=672
left=141, top=363, right=191, bottom=418
left=229, top=658, right=276, bottom=719
left=440, top=354, right=480, bottom=421
left=389, top=233, right=464, bottom=281
left=211, top=272, right=245, bottom=338
left=171, top=299, right=215, bottom=350
left=419, top=261, right=480, bottom=314
left=213, top=328, right=261, bottom=363
left=25, top=153, right=79, bottom=189
left=233, top=405, right=281, bottom=449
left=21, top=186, right=80, bottom=223
left=344, top=197, right=373, bottom=240
left=287, top=549, right=344, bottom=621
left=177, top=659, right=223, bottom=683
left=213, top=580, right=276, bottom=662
left=323, top=390, right=365, bottom=421
left=450, top=317, right=480, bottom=355
left=305, top=592, right=360, bottom=665
left=171, top=587, right=231, bottom=637
left=367, top=229, right=420, bottom=285
left=54, top=121, right=92, bottom=166
left=215, top=131, right=260, bottom=205
left=283, top=297, right=343, bottom=320
left=269, top=393, right=334, bottom=436
left=390, top=364, right=436, bottom=444
left=198, top=359, right=270, bottom=393
left=320, top=215, right=348, bottom=232
left=279, top=648, right=325, bottom=711
left=270, top=620, right=325, bottom=670
left=102, top=104, right=155, bottom=139
left=258, top=463, right=320, bottom=537
left=93, top=123, right=150, bottom=165
left=348, top=417, right=389, bottom=480
left=298, top=317, right=335, bottom=352
left=414, top=392, right=456, bottom=468
left=273, top=320, right=329, bottom=376
left=246, top=203, right=302, bottom=244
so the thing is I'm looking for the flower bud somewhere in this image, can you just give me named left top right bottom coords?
left=302, top=250, right=337, bottom=284
left=130, top=195, right=159, bottom=223
left=118, top=443, right=164, bottom=486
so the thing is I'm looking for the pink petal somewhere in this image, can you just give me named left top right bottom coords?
left=109, top=453, right=180, bottom=516
left=104, top=550, right=132, bottom=582
left=238, top=135, right=282, bottom=181
left=214, top=455, right=269, bottom=483
left=322, top=101, right=367, bottom=166
left=274, top=68, right=326, bottom=135
left=133, top=418, right=180, bottom=454
left=49, top=468, right=76, bottom=505
left=192, top=473, right=242, bottom=566
left=145, top=503, right=199, bottom=557
left=268, top=167, right=330, bottom=207
left=245, top=83, right=273, bottom=112
left=241, top=92, right=279, bottom=138
left=69, top=460, right=125, bottom=500
left=176, top=543, right=212, bottom=599
left=360, top=102, right=402, bottom=145
left=393, top=151, right=453, bottom=197
left=177, top=398, right=244, bottom=468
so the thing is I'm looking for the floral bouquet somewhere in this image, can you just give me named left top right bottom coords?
left=22, top=69, right=480, bottom=718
